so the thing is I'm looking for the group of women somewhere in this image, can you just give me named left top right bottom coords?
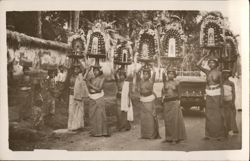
left=60, top=51, right=239, bottom=144
left=136, top=65, right=186, bottom=144
left=67, top=62, right=186, bottom=144
left=67, top=62, right=110, bottom=137
left=196, top=53, right=238, bottom=140
left=134, top=52, right=238, bottom=144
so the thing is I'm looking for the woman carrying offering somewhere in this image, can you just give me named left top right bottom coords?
left=162, top=68, right=187, bottom=144
left=114, top=67, right=132, bottom=132
left=86, top=65, right=110, bottom=137
left=196, top=52, right=226, bottom=140
left=137, top=64, right=160, bottom=139
left=67, top=63, right=89, bottom=131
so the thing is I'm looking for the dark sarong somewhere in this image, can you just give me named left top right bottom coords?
left=205, top=95, right=226, bottom=139
left=163, top=100, right=187, bottom=141
left=140, top=101, right=160, bottom=139
left=116, top=98, right=131, bottom=131
left=89, top=97, right=110, bottom=136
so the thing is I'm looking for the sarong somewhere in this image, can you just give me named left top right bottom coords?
left=222, top=101, right=238, bottom=133
left=67, top=95, right=84, bottom=130
left=205, top=95, right=226, bottom=139
left=116, top=97, right=131, bottom=131
left=140, top=95, right=160, bottom=139
left=89, top=96, right=109, bottom=136
left=163, top=100, right=187, bottom=141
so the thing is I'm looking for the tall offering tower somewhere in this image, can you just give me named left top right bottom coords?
left=137, top=21, right=159, bottom=70
left=200, top=12, right=238, bottom=74
left=160, top=15, right=186, bottom=71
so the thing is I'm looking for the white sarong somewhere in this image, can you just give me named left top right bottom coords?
left=121, top=81, right=134, bottom=121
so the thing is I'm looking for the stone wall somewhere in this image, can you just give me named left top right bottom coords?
left=7, top=30, right=70, bottom=80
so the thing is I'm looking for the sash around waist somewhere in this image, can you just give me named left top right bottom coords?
left=89, top=90, right=104, bottom=100
left=140, top=94, right=155, bottom=102
left=140, top=92, right=153, bottom=97
left=206, top=84, right=220, bottom=90
left=163, top=96, right=179, bottom=102
left=206, top=88, right=221, bottom=96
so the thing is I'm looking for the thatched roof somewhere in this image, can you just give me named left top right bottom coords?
left=7, top=30, right=71, bottom=51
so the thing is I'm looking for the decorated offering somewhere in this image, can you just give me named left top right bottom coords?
left=160, top=15, right=185, bottom=70
left=114, top=41, right=133, bottom=65
left=67, top=29, right=86, bottom=59
left=137, top=22, right=158, bottom=63
left=200, top=12, right=224, bottom=48
left=161, top=15, right=185, bottom=58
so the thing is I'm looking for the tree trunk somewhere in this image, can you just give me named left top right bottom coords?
left=37, top=11, right=42, bottom=38
left=73, top=11, right=80, bottom=32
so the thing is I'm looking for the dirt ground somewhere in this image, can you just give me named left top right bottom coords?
left=8, top=82, right=242, bottom=151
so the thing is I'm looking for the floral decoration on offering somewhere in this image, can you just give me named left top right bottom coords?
left=200, top=12, right=225, bottom=48
left=161, top=15, right=185, bottom=58
left=87, top=31, right=106, bottom=58
left=114, top=41, right=133, bottom=65
left=137, top=28, right=158, bottom=62
left=67, top=29, right=86, bottom=55
left=86, top=20, right=116, bottom=59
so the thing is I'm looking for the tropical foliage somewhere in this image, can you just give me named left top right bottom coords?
left=6, top=11, right=219, bottom=70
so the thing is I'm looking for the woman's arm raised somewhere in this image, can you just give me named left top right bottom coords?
left=196, top=53, right=209, bottom=74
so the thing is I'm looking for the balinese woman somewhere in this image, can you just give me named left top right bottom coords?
left=114, top=68, right=132, bottom=132
left=196, top=52, right=226, bottom=140
left=137, top=65, right=160, bottom=139
left=222, top=70, right=238, bottom=135
left=86, top=65, right=110, bottom=137
left=162, top=69, right=186, bottom=144
left=67, top=64, right=88, bottom=131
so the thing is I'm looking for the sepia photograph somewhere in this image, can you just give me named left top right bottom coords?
left=6, top=9, right=243, bottom=151
left=0, top=0, right=249, bottom=160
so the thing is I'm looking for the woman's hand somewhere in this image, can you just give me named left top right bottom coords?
left=196, top=52, right=210, bottom=74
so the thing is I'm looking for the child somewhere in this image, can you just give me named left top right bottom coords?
left=222, top=70, right=238, bottom=135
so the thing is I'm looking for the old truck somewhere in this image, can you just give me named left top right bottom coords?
left=176, top=75, right=207, bottom=111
